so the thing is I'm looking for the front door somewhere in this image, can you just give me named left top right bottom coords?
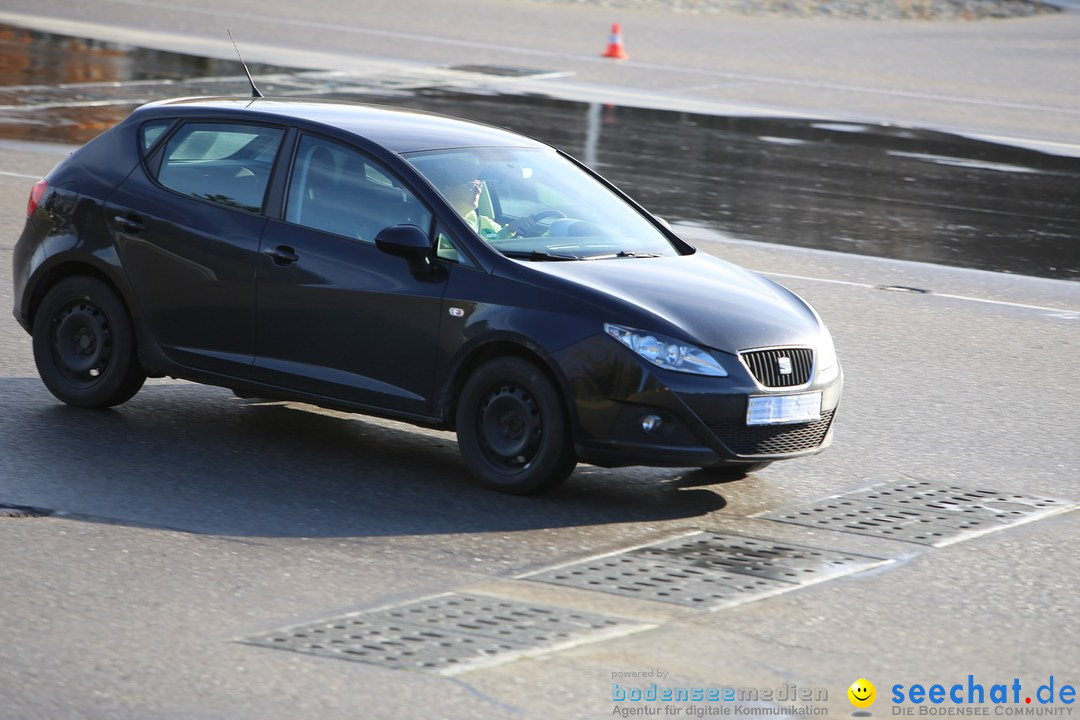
left=253, top=134, right=445, bottom=416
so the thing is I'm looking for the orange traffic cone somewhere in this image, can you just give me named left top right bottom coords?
left=602, top=23, right=629, bottom=60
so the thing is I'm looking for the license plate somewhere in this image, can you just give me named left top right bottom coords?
left=746, top=392, right=822, bottom=426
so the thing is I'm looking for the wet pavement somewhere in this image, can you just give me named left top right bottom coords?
left=2, top=23, right=1077, bottom=281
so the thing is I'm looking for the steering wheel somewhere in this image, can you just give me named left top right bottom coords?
left=529, top=210, right=567, bottom=223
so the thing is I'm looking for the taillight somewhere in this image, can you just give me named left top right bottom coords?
left=27, top=179, right=48, bottom=217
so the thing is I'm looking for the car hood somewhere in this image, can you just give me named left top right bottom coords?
left=520, top=252, right=822, bottom=354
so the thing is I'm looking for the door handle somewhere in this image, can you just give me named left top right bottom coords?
left=264, top=245, right=299, bottom=266
left=113, top=214, right=145, bottom=234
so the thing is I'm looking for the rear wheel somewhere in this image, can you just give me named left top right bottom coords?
left=456, top=357, right=576, bottom=494
left=32, top=276, right=146, bottom=408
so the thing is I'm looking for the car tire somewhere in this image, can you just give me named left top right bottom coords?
left=456, top=357, right=577, bottom=494
left=697, top=461, right=772, bottom=479
left=32, top=276, right=146, bottom=409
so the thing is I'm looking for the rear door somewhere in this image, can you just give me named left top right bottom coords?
left=253, top=133, right=447, bottom=416
left=106, top=120, right=285, bottom=375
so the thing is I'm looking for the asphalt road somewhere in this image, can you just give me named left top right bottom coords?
left=1, top=4, right=1079, bottom=719
left=2, top=139, right=1078, bottom=718
left=2, top=0, right=1080, bottom=151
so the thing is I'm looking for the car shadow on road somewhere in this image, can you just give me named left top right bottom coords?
left=0, top=378, right=728, bottom=538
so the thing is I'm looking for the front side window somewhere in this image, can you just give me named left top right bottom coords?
left=285, top=135, right=431, bottom=243
left=404, top=147, right=679, bottom=261
left=434, top=225, right=476, bottom=267
left=156, top=122, right=283, bottom=213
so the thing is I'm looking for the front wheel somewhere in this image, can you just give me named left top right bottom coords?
left=455, top=357, right=576, bottom=494
left=31, top=276, right=146, bottom=408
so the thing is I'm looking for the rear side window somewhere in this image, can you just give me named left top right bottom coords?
left=139, top=120, right=172, bottom=153
left=155, top=122, right=284, bottom=213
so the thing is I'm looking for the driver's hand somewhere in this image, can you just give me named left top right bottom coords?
left=505, top=217, right=541, bottom=237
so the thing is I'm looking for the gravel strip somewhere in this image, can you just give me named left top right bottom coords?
left=523, top=0, right=1062, bottom=20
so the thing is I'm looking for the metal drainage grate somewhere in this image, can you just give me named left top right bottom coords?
left=758, top=480, right=1075, bottom=546
left=239, top=593, right=647, bottom=674
left=638, top=533, right=885, bottom=583
left=524, top=532, right=887, bottom=609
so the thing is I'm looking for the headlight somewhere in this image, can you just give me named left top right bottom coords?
left=816, top=324, right=839, bottom=378
left=604, top=323, right=728, bottom=377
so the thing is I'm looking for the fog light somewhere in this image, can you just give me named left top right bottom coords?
left=641, top=414, right=663, bottom=434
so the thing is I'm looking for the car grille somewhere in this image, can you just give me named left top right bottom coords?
left=740, top=348, right=813, bottom=388
left=706, top=410, right=834, bottom=456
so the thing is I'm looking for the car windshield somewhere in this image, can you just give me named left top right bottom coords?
left=403, top=147, right=679, bottom=260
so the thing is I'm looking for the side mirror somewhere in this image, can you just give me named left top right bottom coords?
left=375, top=224, right=431, bottom=266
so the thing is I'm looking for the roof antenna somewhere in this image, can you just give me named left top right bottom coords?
left=227, top=29, right=263, bottom=98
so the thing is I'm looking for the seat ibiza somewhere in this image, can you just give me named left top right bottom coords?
left=12, top=97, right=842, bottom=493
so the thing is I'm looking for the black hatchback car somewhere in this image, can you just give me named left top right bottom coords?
left=13, top=97, right=842, bottom=493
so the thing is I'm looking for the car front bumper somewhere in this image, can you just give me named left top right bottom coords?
left=553, top=335, right=843, bottom=469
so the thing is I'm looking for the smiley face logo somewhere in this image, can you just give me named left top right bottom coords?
left=848, top=679, right=876, bottom=708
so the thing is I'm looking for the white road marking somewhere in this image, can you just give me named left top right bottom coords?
left=962, top=132, right=1080, bottom=157
left=0, top=99, right=154, bottom=111
left=761, top=272, right=876, bottom=290
left=931, top=292, right=1080, bottom=317
left=0, top=170, right=40, bottom=180
left=765, top=271, right=1080, bottom=318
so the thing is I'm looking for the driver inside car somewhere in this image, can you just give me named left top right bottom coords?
left=435, top=161, right=540, bottom=241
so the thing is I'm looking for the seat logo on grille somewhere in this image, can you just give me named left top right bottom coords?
left=777, top=356, right=793, bottom=375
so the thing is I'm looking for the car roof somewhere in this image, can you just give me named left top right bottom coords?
left=135, top=96, right=550, bottom=154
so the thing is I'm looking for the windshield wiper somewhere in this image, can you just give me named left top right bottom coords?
left=582, top=250, right=665, bottom=260
left=502, top=249, right=580, bottom=261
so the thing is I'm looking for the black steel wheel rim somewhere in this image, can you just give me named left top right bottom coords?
left=51, top=299, right=112, bottom=387
left=477, top=383, right=543, bottom=470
